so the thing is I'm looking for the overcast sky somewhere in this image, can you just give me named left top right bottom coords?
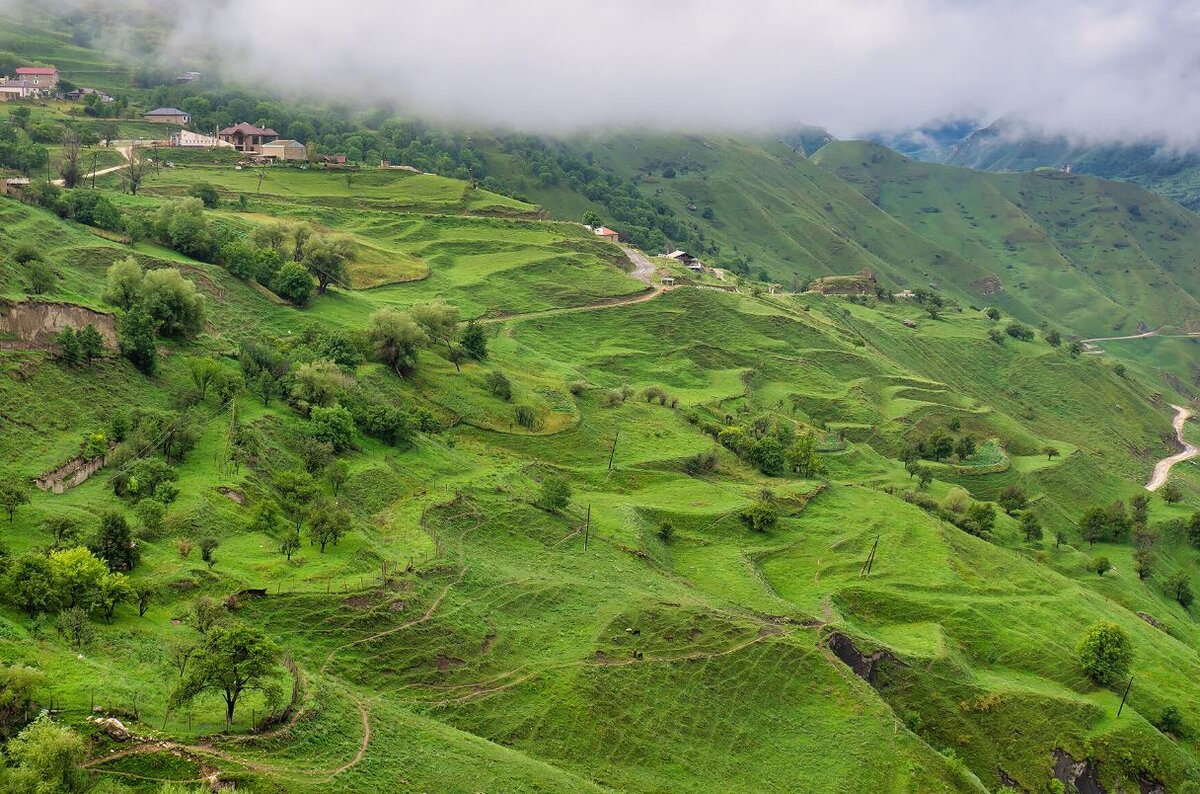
left=55, top=1, right=1200, bottom=143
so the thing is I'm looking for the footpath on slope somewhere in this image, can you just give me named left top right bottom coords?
left=1146, top=404, right=1198, bottom=491
left=51, top=145, right=132, bottom=187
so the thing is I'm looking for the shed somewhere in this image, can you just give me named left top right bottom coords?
left=261, top=139, right=307, bottom=161
left=593, top=226, right=620, bottom=243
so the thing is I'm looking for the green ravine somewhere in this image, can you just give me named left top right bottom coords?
left=1, top=8, right=1200, bottom=794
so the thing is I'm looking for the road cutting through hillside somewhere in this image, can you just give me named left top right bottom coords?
left=1146, top=404, right=1198, bottom=490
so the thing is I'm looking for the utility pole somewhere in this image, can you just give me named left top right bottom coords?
left=860, top=535, right=880, bottom=576
left=607, top=431, right=620, bottom=472
left=583, top=505, right=591, bottom=550
left=91, top=150, right=98, bottom=189
left=1117, top=676, right=1134, bottom=717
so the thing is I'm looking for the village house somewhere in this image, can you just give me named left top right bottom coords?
left=66, top=87, right=112, bottom=102
left=0, top=79, right=34, bottom=101
left=260, top=139, right=307, bottom=161
left=665, top=250, right=704, bottom=271
left=592, top=226, right=620, bottom=243
left=321, top=154, right=349, bottom=166
left=15, top=66, right=58, bottom=90
left=175, top=71, right=202, bottom=84
left=2, top=177, right=31, bottom=196
left=143, top=107, right=190, bottom=125
left=218, top=122, right=279, bottom=153
left=171, top=130, right=233, bottom=148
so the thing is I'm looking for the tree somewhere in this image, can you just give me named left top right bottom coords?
left=135, top=582, right=155, bottom=617
left=1104, top=500, right=1130, bottom=541
left=325, top=460, right=349, bottom=497
left=0, top=477, right=30, bottom=523
left=1044, top=329, right=1062, bottom=347
left=256, top=371, right=278, bottom=407
left=58, top=126, right=82, bottom=189
left=272, top=261, right=315, bottom=306
left=1020, top=511, right=1042, bottom=542
left=1188, top=511, right=1200, bottom=547
left=117, top=306, right=157, bottom=374
left=1068, top=340, right=1084, bottom=358
left=751, top=436, right=786, bottom=476
left=124, top=145, right=148, bottom=195
left=167, top=637, right=198, bottom=679
left=308, top=404, right=356, bottom=451
left=290, top=359, right=350, bottom=409
left=26, top=259, right=55, bottom=295
left=3, top=555, right=59, bottom=617
left=987, top=328, right=1005, bottom=344
left=955, top=435, right=976, bottom=461
left=412, top=301, right=461, bottom=354
left=1005, top=322, right=1034, bottom=341
left=657, top=519, right=675, bottom=542
left=0, top=665, right=45, bottom=738
left=193, top=596, right=225, bottom=635
left=1080, top=507, right=1107, bottom=547
left=460, top=320, right=488, bottom=360
left=96, top=572, right=132, bottom=623
left=249, top=500, right=284, bottom=537
left=135, top=498, right=166, bottom=535
left=142, top=268, right=205, bottom=338
left=538, top=475, right=572, bottom=512
left=367, top=308, right=426, bottom=376
left=1093, top=555, right=1112, bottom=576
left=1160, top=482, right=1183, bottom=504
left=1043, top=446, right=1060, bottom=461
left=77, top=324, right=103, bottom=363
left=582, top=210, right=602, bottom=227
left=1165, top=571, right=1193, bottom=608
left=1077, top=621, right=1132, bottom=686
left=199, top=537, right=219, bottom=570
left=984, top=307, right=1000, bottom=321
left=307, top=502, right=350, bottom=553
left=486, top=370, right=512, bottom=400
left=3, top=715, right=88, bottom=793
left=964, top=502, right=996, bottom=536
left=1133, top=546, right=1153, bottom=580
left=55, top=328, right=81, bottom=366
left=171, top=623, right=281, bottom=727
left=102, top=256, right=144, bottom=310
left=187, top=357, right=223, bottom=400
left=274, top=470, right=319, bottom=531
left=42, top=514, right=79, bottom=549
left=739, top=496, right=780, bottom=533
left=93, top=511, right=137, bottom=572
left=302, top=234, right=354, bottom=294
left=998, top=485, right=1027, bottom=514
left=188, top=181, right=220, bottom=208
left=280, top=529, right=301, bottom=561
left=49, top=547, right=106, bottom=610
left=786, top=431, right=826, bottom=478
left=917, top=466, right=933, bottom=491
left=1131, top=493, right=1150, bottom=525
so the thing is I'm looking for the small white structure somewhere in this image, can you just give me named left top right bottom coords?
left=894, top=289, right=916, bottom=299
left=171, top=130, right=234, bottom=148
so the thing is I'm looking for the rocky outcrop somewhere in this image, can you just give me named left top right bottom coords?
left=1052, top=748, right=1103, bottom=794
left=826, top=631, right=901, bottom=685
left=0, top=300, right=116, bottom=348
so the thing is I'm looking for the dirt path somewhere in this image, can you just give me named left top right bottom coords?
left=51, top=146, right=131, bottom=187
left=619, top=244, right=657, bottom=286
left=1146, top=404, right=1197, bottom=491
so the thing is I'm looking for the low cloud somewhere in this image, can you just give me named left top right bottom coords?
left=31, top=1, right=1200, bottom=144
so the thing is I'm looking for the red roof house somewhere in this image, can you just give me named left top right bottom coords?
left=217, top=122, right=279, bottom=153
left=15, top=67, right=58, bottom=89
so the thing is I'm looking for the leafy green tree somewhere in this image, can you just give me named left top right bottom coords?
left=188, top=181, right=220, bottom=208
left=1158, top=705, right=1184, bottom=736
left=280, top=529, right=301, bottom=561
left=1093, top=555, right=1112, bottom=576
left=135, top=582, right=155, bottom=617
left=142, top=268, right=205, bottom=338
left=1043, top=446, right=1060, bottom=461
left=964, top=502, right=996, bottom=536
left=998, top=485, right=1027, bottom=514
left=460, top=320, right=488, bottom=360
left=1080, top=507, right=1107, bottom=547
left=917, top=466, right=933, bottom=490
left=26, top=259, right=55, bottom=295
left=0, top=476, right=30, bottom=523
left=1160, top=482, right=1184, bottom=504
left=1077, top=621, right=1132, bottom=685
left=77, top=324, right=103, bottom=363
left=739, top=496, right=780, bottom=533
left=93, top=511, right=137, bottom=572
left=199, top=537, right=219, bottom=570
left=272, top=261, right=315, bottom=306
left=1130, top=493, right=1150, bottom=525
left=538, top=475, right=572, bottom=512
left=135, top=498, right=166, bottom=535
left=751, top=436, right=785, bottom=476
left=307, top=502, right=350, bottom=552
left=187, top=357, right=223, bottom=400
left=412, top=301, right=461, bottom=351
left=308, top=404, right=356, bottom=451
left=954, top=435, right=976, bottom=460
left=1, top=714, right=88, bottom=793
left=1188, top=511, right=1200, bottom=547
left=117, top=306, right=157, bottom=374
left=3, top=555, right=59, bottom=617
left=0, top=665, right=45, bottom=738
left=367, top=308, right=426, bottom=376
left=96, top=572, right=132, bottom=623
left=984, top=307, right=1000, bottom=321
left=55, top=328, right=81, bottom=366
left=42, top=514, right=79, bottom=549
left=582, top=210, right=602, bottom=227
left=1020, top=511, right=1042, bottom=542
left=486, top=370, right=512, bottom=400
left=102, top=256, right=144, bottom=310
left=170, top=623, right=281, bottom=727
left=786, top=431, right=826, bottom=477
left=48, top=547, right=106, bottom=609
left=1044, top=329, right=1062, bottom=347
left=290, top=359, right=350, bottom=409
left=1068, top=340, right=1084, bottom=358
left=274, top=471, right=319, bottom=530
left=325, top=460, right=349, bottom=497
left=1165, top=571, right=1193, bottom=608
left=302, top=233, right=354, bottom=294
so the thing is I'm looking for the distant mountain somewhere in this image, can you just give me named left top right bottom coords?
left=915, top=118, right=1200, bottom=211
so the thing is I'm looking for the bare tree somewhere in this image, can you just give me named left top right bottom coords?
left=59, top=127, right=82, bottom=188
left=124, top=146, right=147, bottom=195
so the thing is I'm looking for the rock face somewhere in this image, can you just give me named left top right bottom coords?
left=0, top=300, right=117, bottom=348
left=826, top=631, right=900, bottom=685
left=1052, top=748, right=1103, bottom=794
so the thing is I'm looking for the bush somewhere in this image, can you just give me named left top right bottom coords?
left=1093, top=555, right=1112, bottom=576
left=515, top=405, right=540, bottom=430
left=273, top=262, right=315, bottom=306
left=188, top=181, right=220, bottom=208
left=485, top=371, right=512, bottom=401
left=538, top=475, right=571, bottom=511
left=141, top=268, right=205, bottom=338
left=657, top=519, right=675, bottom=542
left=683, top=449, right=718, bottom=475
left=1165, top=570, right=1193, bottom=608
left=1076, top=620, right=1132, bottom=685
left=1158, top=705, right=1184, bottom=736
left=1005, top=322, right=1034, bottom=341
left=308, top=404, right=356, bottom=451
left=568, top=380, right=588, bottom=396
left=739, top=497, right=779, bottom=533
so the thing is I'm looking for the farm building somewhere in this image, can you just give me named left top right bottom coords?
left=261, top=139, right=307, bottom=161
left=3, top=177, right=31, bottom=195
left=219, top=122, right=279, bottom=153
left=15, top=66, right=57, bottom=90
left=665, top=250, right=704, bottom=271
left=321, top=154, right=349, bottom=166
left=171, top=130, right=232, bottom=148
left=593, top=226, right=620, bottom=243
left=144, top=107, right=191, bottom=125
left=66, top=87, right=112, bottom=102
left=0, top=79, right=34, bottom=101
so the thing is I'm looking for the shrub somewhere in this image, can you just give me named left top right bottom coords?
left=1076, top=620, right=1132, bottom=685
left=1093, top=556, right=1112, bottom=576
left=568, top=380, right=588, bottom=396
left=739, top=497, right=779, bottom=533
left=1005, top=322, right=1034, bottom=341
left=486, top=371, right=512, bottom=401
left=538, top=475, right=571, bottom=511
left=188, top=181, right=220, bottom=208
left=308, top=404, right=356, bottom=451
left=603, top=389, right=625, bottom=407
left=515, top=405, right=540, bottom=430
left=1165, top=570, right=1193, bottom=608
left=657, top=519, right=675, bottom=542
left=683, top=449, right=718, bottom=475
left=1158, top=705, right=1184, bottom=736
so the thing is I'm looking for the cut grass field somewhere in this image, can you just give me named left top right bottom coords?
left=4, top=89, right=1200, bottom=792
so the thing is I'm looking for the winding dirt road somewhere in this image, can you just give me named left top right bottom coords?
left=1146, top=404, right=1198, bottom=491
